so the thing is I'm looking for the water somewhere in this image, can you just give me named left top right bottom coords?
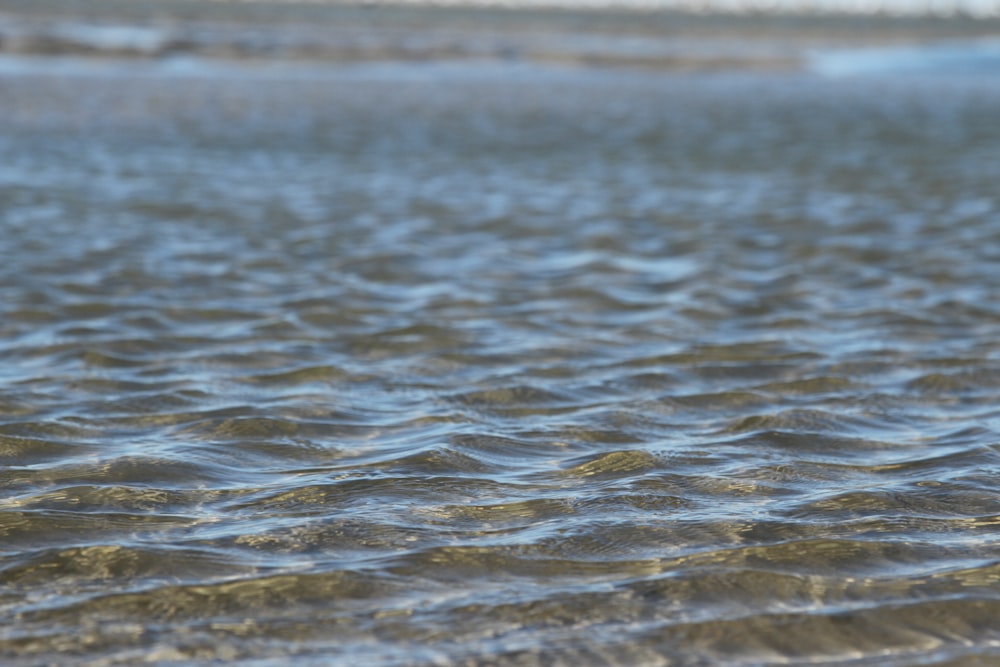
left=813, top=37, right=1000, bottom=74
left=138, top=0, right=1000, bottom=17
left=3, top=7, right=1000, bottom=666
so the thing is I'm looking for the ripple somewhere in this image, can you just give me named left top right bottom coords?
left=450, top=386, right=581, bottom=418
left=790, top=486, right=1000, bottom=521
left=907, top=369, right=1000, bottom=395
left=561, top=450, right=661, bottom=479
left=3, top=22, right=1000, bottom=666
left=723, top=409, right=883, bottom=435
left=0, top=544, right=253, bottom=590
left=0, top=434, right=92, bottom=467
left=243, top=364, right=351, bottom=386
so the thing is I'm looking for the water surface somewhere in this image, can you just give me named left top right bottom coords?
left=2, top=33, right=1000, bottom=667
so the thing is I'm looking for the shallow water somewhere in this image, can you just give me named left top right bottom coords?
left=2, top=52, right=1000, bottom=666
left=812, top=37, right=1000, bottom=75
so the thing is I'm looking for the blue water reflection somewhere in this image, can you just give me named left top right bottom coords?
left=813, top=38, right=1000, bottom=75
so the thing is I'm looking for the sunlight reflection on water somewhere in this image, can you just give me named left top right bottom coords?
left=2, top=9, right=1000, bottom=665
left=812, top=38, right=1000, bottom=75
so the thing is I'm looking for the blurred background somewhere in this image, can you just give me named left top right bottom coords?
left=1, top=0, right=999, bottom=73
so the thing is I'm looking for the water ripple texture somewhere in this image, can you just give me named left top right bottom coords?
left=3, top=33, right=1000, bottom=667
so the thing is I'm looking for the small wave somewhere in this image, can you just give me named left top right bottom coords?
left=723, top=409, right=879, bottom=435
left=3, top=31, right=1000, bottom=667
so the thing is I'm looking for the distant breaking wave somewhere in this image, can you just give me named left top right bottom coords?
left=205, top=0, right=999, bottom=18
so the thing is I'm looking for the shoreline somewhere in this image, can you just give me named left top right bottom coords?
left=2, top=0, right=999, bottom=72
